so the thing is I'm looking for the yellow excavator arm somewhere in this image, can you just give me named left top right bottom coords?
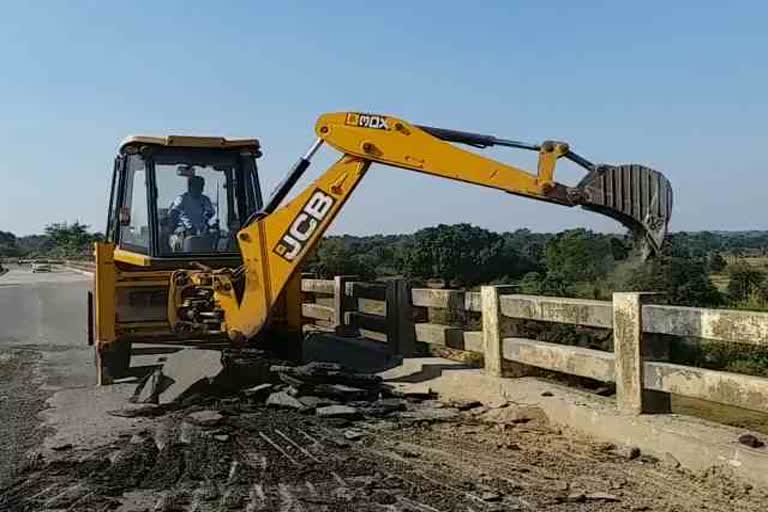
left=169, top=112, right=673, bottom=343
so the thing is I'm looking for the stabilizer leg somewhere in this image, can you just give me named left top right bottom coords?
left=96, top=339, right=131, bottom=385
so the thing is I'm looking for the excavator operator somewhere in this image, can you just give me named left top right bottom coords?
left=168, top=173, right=215, bottom=251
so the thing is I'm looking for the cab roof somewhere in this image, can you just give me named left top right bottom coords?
left=119, top=135, right=260, bottom=153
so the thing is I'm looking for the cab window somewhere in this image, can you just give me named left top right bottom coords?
left=155, top=162, right=241, bottom=254
left=119, top=154, right=149, bottom=252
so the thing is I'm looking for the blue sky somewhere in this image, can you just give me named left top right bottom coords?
left=1, top=1, right=767, bottom=236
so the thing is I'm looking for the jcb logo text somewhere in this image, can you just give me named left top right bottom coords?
left=274, top=189, right=335, bottom=262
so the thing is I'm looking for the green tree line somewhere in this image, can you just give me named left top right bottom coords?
left=0, top=222, right=102, bottom=259
left=305, top=224, right=768, bottom=310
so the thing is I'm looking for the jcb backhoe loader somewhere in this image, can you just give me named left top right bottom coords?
left=91, top=112, right=673, bottom=384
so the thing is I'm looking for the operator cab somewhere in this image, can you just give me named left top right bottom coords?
left=106, top=136, right=263, bottom=261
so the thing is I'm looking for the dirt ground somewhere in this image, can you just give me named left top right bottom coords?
left=2, top=391, right=767, bottom=512
left=0, top=349, right=48, bottom=489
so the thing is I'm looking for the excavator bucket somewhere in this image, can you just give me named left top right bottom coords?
left=575, top=164, right=673, bottom=254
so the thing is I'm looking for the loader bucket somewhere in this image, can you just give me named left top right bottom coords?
left=575, top=164, right=673, bottom=254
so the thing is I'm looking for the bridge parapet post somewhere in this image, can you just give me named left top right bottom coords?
left=386, top=278, right=416, bottom=356
left=481, top=285, right=519, bottom=377
left=613, top=292, right=671, bottom=414
left=333, top=275, right=357, bottom=337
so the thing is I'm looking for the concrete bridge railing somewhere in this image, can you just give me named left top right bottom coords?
left=64, top=259, right=96, bottom=273
left=302, top=277, right=768, bottom=417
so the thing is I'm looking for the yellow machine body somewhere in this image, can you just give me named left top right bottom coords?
left=93, top=112, right=673, bottom=383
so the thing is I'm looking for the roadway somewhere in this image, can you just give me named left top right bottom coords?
left=0, top=265, right=93, bottom=387
left=0, top=265, right=93, bottom=487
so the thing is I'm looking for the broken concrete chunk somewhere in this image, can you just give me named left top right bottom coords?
left=154, top=420, right=173, bottom=451
left=178, top=421, right=196, bottom=445
left=738, top=433, right=765, bottom=448
left=325, top=371, right=383, bottom=389
left=131, top=367, right=167, bottom=405
left=129, top=431, right=152, bottom=444
left=313, top=383, right=371, bottom=402
left=479, top=490, right=502, bottom=502
left=343, top=429, right=365, bottom=441
left=321, top=430, right=352, bottom=447
left=378, top=397, right=407, bottom=408
left=278, top=372, right=308, bottom=389
left=158, top=349, right=223, bottom=405
left=266, top=391, right=308, bottom=412
left=185, top=410, right=224, bottom=427
left=614, top=445, right=641, bottom=460
left=243, top=384, right=272, bottom=399
left=107, top=404, right=163, bottom=418
left=272, top=362, right=382, bottom=389
left=303, top=361, right=344, bottom=373
left=286, top=386, right=303, bottom=397
left=316, top=405, right=361, bottom=419
left=469, top=406, right=490, bottom=417
left=450, top=399, right=483, bottom=411
left=298, top=396, right=339, bottom=409
left=271, top=361, right=342, bottom=375
left=584, top=492, right=620, bottom=502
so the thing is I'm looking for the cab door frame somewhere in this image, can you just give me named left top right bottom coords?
left=105, top=155, right=126, bottom=243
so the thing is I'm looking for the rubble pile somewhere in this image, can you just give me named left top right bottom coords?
left=127, top=348, right=288, bottom=407
left=248, top=361, right=456, bottom=425
left=121, top=354, right=471, bottom=430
